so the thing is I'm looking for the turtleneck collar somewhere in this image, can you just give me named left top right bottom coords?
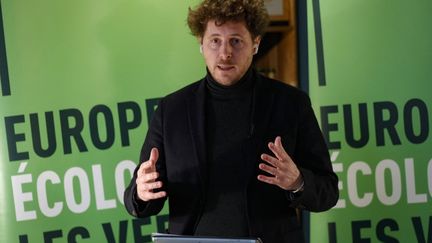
left=205, top=67, right=254, bottom=98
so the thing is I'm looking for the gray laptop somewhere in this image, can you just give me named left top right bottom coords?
left=151, top=233, right=263, bottom=243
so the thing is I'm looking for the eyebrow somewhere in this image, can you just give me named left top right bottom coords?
left=207, top=33, right=244, bottom=38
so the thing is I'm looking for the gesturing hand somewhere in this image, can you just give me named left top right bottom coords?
left=257, top=136, right=304, bottom=191
left=136, top=148, right=167, bottom=201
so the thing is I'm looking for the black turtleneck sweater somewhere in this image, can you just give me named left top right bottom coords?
left=194, top=69, right=255, bottom=237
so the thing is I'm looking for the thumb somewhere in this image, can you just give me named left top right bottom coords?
left=149, top=148, right=159, bottom=165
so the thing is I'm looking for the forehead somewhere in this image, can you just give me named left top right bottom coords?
left=203, top=20, right=252, bottom=38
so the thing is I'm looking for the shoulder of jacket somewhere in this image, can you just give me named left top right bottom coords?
left=258, top=74, right=309, bottom=101
left=162, top=79, right=204, bottom=101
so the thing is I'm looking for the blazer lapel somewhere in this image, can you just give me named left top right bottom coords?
left=244, top=74, right=275, bottom=179
left=251, top=74, right=274, bottom=141
left=186, top=79, right=208, bottom=193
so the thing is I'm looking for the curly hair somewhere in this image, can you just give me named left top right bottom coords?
left=187, top=0, right=270, bottom=39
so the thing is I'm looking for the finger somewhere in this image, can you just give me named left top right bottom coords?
left=268, top=137, right=285, bottom=161
left=142, top=181, right=163, bottom=191
left=136, top=172, right=160, bottom=186
left=275, top=136, right=282, bottom=145
left=138, top=161, right=155, bottom=176
left=143, top=191, right=167, bottom=201
left=261, top=153, right=281, bottom=168
left=274, top=136, right=289, bottom=157
left=271, top=136, right=295, bottom=165
left=139, top=190, right=167, bottom=202
left=142, top=172, right=160, bottom=183
left=257, top=174, right=278, bottom=186
left=258, top=163, right=278, bottom=176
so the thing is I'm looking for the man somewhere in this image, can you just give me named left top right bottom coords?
left=124, top=0, right=339, bottom=242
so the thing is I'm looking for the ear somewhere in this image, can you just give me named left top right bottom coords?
left=198, top=37, right=203, bottom=54
left=253, top=44, right=259, bottom=54
left=253, top=36, right=262, bottom=55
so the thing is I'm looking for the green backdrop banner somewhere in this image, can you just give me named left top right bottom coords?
left=3, top=1, right=431, bottom=242
left=307, top=1, right=432, bottom=242
left=0, top=1, right=203, bottom=242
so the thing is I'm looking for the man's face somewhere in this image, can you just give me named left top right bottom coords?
left=201, top=20, right=260, bottom=86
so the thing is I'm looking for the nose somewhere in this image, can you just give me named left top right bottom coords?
left=220, top=41, right=232, bottom=60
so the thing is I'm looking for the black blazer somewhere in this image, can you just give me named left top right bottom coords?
left=124, top=72, right=339, bottom=243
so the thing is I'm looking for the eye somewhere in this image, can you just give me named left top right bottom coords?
left=230, top=38, right=243, bottom=48
left=208, top=38, right=221, bottom=49
left=210, top=38, right=221, bottom=45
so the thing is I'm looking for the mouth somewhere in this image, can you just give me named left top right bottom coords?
left=217, top=64, right=235, bottom=72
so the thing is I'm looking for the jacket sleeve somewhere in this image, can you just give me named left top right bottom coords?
left=124, top=99, right=167, bottom=217
left=287, top=94, right=339, bottom=212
